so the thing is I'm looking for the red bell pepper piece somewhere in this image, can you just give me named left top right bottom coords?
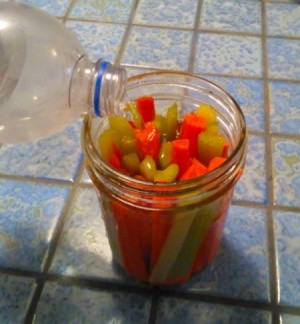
left=180, top=159, right=208, bottom=181
left=136, top=96, right=155, bottom=123
left=134, top=122, right=160, bottom=161
left=108, top=152, right=121, bottom=170
left=180, top=113, right=206, bottom=158
left=222, top=142, right=229, bottom=158
left=171, top=139, right=192, bottom=178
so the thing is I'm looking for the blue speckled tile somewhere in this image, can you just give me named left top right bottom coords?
left=69, top=0, right=133, bottom=23
left=0, top=179, right=70, bottom=271
left=34, top=282, right=151, bottom=323
left=50, top=188, right=132, bottom=283
left=18, top=0, right=71, bottom=16
left=194, top=33, right=262, bottom=77
left=134, top=0, right=198, bottom=28
left=205, top=76, right=264, bottom=132
left=173, top=206, right=270, bottom=302
left=268, top=39, right=300, bottom=80
left=234, top=135, right=267, bottom=204
left=269, top=81, right=300, bottom=135
left=156, top=298, right=271, bottom=324
left=266, top=3, right=300, bottom=37
left=272, top=138, right=300, bottom=208
left=122, top=26, right=193, bottom=70
left=0, top=120, right=82, bottom=182
left=66, top=21, right=126, bottom=63
left=281, top=313, right=300, bottom=324
left=200, top=0, right=261, bottom=33
left=274, top=211, right=300, bottom=306
left=0, top=274, right=35, bottom=324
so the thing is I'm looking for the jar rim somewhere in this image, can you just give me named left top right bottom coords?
left=82, top=71, right=247, bottom=195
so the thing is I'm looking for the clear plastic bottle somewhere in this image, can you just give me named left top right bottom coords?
left=0, top=2, right=127, bottom=143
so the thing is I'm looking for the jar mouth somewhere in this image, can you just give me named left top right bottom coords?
left=82, top=71, right=247, bottom=198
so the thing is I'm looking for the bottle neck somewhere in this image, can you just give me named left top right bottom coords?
left=69, top=56, right=127, bottom=118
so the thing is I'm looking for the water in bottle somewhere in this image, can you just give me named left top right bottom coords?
left=0, top=2, right=126, bottom=143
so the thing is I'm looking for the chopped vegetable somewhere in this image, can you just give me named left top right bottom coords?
left=180, top=159, right=208, bottom=181
left=208, top=156, right=226, bottom=171
left=154, top=164, right=179, bottom=183
left=140, top=155, right=156, bottom=182
left=197, top=104, right=217, bottom=125
left=122, top=152, right=140, bottom=175
left=180, top=112, right=206, bottom=158
left=153, top=114, right=167, bottom=139
left=108, top=152, right=121, bottom=170
left=165, top=103, right=178, bottom=141
left=111, top=201, right=149, bottom=281
left=109, top=115, right=134, bottom=138
left=136, top=96, right=155, bottom=123
left=158, top=141, right=172, bottom=170
left=171, top=139, right=192, bottom=178
left=124, top=101, right=142, bottom=128
left=198, top=131, right=226, bottom=166
left=135, top=122, right=160, bottom=161
left=98, top=128, right=121, bottom=162
left=120, top=136, right=137, bottom=155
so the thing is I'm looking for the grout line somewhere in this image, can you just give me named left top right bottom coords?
left=0, top=173, right=74, bottom=187
left=187, top=0, right=204, bottom=73
left=61, top=18, right=300, bottom=42
left=64, top=16, right=128, bottom=27
left=115, top=0, right=140, bottom=65
left=62, top=0, right=77, bottom=23
left=123, top=63, right=300, bottom=84
left=22, top=272, right=300, bottom=316
left=261, top=2, right=280, bottom=322
left=24, top=158, right=85, bottom=323
left=271, top=133, right=300, bottom=141
left=2, top=263, right=300, bottom=318
left=148, top=293, right=160, bottom=324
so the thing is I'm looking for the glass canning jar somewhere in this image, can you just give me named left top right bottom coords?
left=81, top=71, right=247, bottom=285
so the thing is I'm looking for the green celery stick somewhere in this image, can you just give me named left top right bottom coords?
left=149, top=210, right=196, bottom=284
left=167, top=204, right=217, bottom=279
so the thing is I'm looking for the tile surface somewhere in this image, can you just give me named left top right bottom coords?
left=0, top=274, right=35, bottom=324
left=66, top=21, right=126, bottom=63
left=0, top=179, right=70, bottom=271
left=50, top=188, right=131, bottom=282
left=200, top=0, right=261, bottom=33
left=69, top=0, right=133, bottom=23
left=194, top=33, right=262, bottom=77
left=233, top=135, right=267, bottom=204
left=274, top=211, right=300, bottom=306
left=134, top=0, right=198, bottom=28
left=34, top=282, right=152, bottom=323
left=172, top=206, right=270, bottom=302
left=17, top=0, right=71, bottom=16
left=266, top=3, right=300, bottom=37
left=269, top=81, right=300, bottom=135
left=268, top=39, right=300, bottom=80
left=0, top=120, right=82, bottom=182
left=272, top=138, right=300, bottom=208
left=156, top=298, right=271, bottom=324
left=122, top=26, right=193, bottom=70
left=281, top=313, right=300, bottom=324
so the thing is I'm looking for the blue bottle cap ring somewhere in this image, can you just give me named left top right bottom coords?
left=93, top=61, right=109, bottom=117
